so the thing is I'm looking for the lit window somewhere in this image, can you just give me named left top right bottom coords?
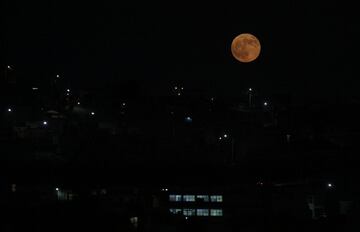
left=183, top=195, right=195, bottom=202
left=130, top=217, right=138, bottom=229
left=210, top=195, right=223, bottom=202
left=169, top=195, right=182, bottom=202
left=196, top=209, right=209, bottom=216
left=210, top=209, right=223, bottom=216
left=183, top=209, right=196, bottom=216
left=11, top=184, right=16, bottom=192
left=196, top=195, right=209, bottom=202
left=169, top=208, right=182, bottom=214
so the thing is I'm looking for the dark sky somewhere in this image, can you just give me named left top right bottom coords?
left=3, top=1, right=359, bottom=99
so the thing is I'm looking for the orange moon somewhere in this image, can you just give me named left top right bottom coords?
left=231, top=33, right=261, bottom=63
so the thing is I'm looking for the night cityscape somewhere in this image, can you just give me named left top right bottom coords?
left=1, top=1, right=360, bottom=231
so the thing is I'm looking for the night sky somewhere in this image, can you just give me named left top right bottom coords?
left=3, top=1, right=359, bottom=99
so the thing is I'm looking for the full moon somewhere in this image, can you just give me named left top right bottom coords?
left=231, top=33, right=261, bottom=63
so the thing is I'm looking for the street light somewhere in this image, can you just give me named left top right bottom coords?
left=7, top=108, right=12, bottom=112
left=248, top=88, right=253, bottom=107
left=55, top=188, right=59, bottom=191
left=219, top=133, right=235, bottom=165
left=264, top=102, right=268, bottom=106
left=43, top=121, right=48, bottom=126
left=91, top=112, right=95, bottom=116
left=66, top=89, right=70, bottom=93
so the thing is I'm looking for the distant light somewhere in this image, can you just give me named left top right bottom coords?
left=66, top=89, right=70, bottom=93
left=77, top=102, right=81, bottom=105
left=174, top=86, right=178, bottom=90
left=224, top=134, right=228, bottom=138
left=181, top=87, right=184, bottom=90
left=264, top=102, right=268, bottom=106
left=165, top=188, right=168, bottom=191
left=43, top=121, right=48, bottom=125
left=328, top=183, right=333, bottom=188
left=7, top=108, right=12, bottom=112
left=170, top=111, right=174, bottom=115
left=210, top=97, right=214, bottom=101
left=219, top=137, right=222, bottom=140
left=32, top=87, right=38, bottom=90
left=185, top=116, right=192, bottom=123
left=185, top=217, right=188, bottom=220
left=249, top=88, right=252, bottom=91
left=177, top=93, right=181, bottom=96
left=56, top=74, right=60, bottom=78
left=7, top=65, right=12, bottom=69
left=55, top=188, right=59, bottom=191
left=66, top=93, right=70, bottom=96
left=91, top=112, right=95, bottom=116
left=122, top=103, right=126, bottom=107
